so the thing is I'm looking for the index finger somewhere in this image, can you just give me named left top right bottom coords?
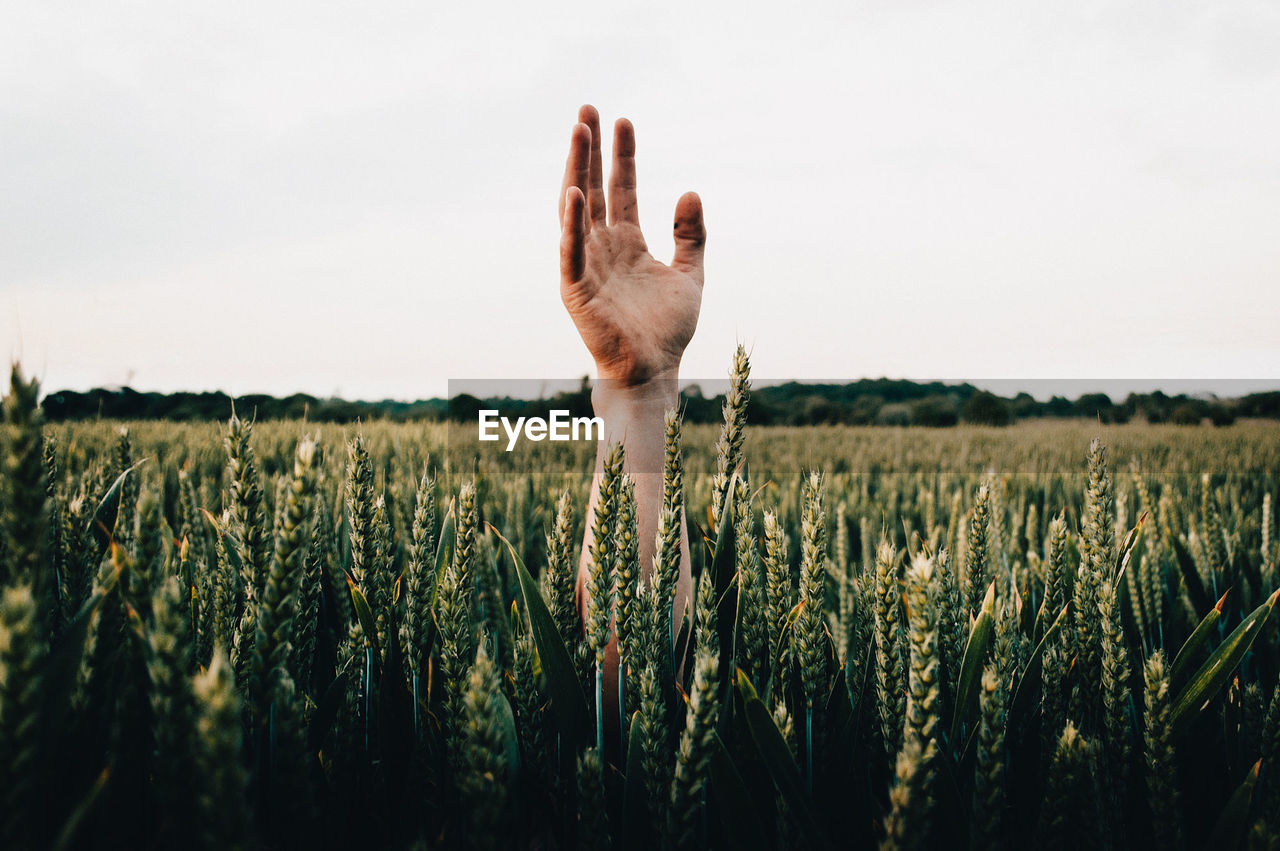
left=559, top=122, right=591, bottom=227
left=579, top=105, right=606, bottom=225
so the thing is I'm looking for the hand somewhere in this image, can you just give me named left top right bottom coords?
left=559, top=105, right=705, bottom=386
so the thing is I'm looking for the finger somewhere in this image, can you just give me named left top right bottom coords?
left=559, top=122, right=591, bottom=228
left=578, top=105, right=606, bottom=226
left=671, top=191, right=705, bottom=283
left=607, top=118, right=639, bottom=226
left=560, top=186, right=588, bottom=288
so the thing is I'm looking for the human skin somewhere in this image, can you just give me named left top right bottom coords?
left=558, top=104, right=703, bottom=703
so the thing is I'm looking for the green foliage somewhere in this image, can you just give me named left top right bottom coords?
left=459, top=641, right=511, bottom=849
left=401, top=468, right=437, bottom=685
left=586, top=444, right=624, bottom=668
left=543, top=491, right=578, bottom=651
left=40, top=378, right=1267, bottom=427
left=668, top=642, right=720, bottom=849
left=0, top=584, right=46, bottom=846
left=873, top=539, right=907, bottom=757
left=962, top=390, right=1012, bottom=426
left=971, top=665, right=1008, bottom=850
left=794, top=472, right=827, bottom=711
left=3, top=359, right=1279, bottom=848
left=191, top=651, right=251, bottom=851
left=710, top=344, right=750, bottom=530
left=1143, top=651, right=1181, bottom=850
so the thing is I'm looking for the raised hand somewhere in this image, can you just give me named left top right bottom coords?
left=560, top=107, right=699, bottom=710
left=559, top=105, right=705, bottom=385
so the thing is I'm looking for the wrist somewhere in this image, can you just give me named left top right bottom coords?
left=590, top=374, right=679, bottom=456
left=591, top=373, right=679, bottom=419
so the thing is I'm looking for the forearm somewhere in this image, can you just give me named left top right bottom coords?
left=576, top=376, right=693, bottom=637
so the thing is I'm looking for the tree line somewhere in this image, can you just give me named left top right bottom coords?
left=41, top=380, right=1276, bottom=426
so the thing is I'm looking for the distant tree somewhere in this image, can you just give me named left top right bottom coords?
left=1170, top=403, right=1201, bottom=425
left=1239, top=391, right=1280, bottom=418
left=1074, top=393, right=1115, bottom=422
left=448, top=394, right=485, bottom=423
left=876, top=403, right=911, bottom=426
left=962, top=391, right=1012, bottom=426
left=1011, top=392, right=1039, bottom=419
left=544, top=377, right=593, bottom=420
left=849, top=394, right=884, bottom=425
left=36, top=379, right=1280, bottom=425
left=1045, top=395, right=1074, bottom=417
left=278, top=394, right=318, bottom=420
left=1125, top=393, right=1162, bottom=424
left=678, top=387, right=720, bottom=423
left=313, top=400, right=365, bottom=422
left=909, top=396, right=958, bottom=427
left=796, top=396, right=846, bottom=425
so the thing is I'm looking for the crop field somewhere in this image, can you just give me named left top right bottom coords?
left=2, top=359, right=1279, bottom=850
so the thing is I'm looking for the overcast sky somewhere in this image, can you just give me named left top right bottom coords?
left=4, top=1, right=1279, bottom=401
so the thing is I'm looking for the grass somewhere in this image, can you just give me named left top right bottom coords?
left=0, top=360, right=1278, bottom=849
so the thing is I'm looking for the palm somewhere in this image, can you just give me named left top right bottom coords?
left=559, top=106, right=705, bottom=384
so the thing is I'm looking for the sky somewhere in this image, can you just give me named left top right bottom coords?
left=3, top=1, right=1279, bottom=401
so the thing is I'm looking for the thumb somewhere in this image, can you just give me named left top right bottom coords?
left=671, top=191, right=705, bottom=282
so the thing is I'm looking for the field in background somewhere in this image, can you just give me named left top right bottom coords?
left=3, top=362, right=1279, bottom=849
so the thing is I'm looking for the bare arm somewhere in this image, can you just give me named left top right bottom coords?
left=557, top=105, right=703, bottom=681
left=579, top=380, right=691, bottom=627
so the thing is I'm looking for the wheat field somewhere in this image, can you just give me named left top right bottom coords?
left=1, top=356, right=1278, bottom=850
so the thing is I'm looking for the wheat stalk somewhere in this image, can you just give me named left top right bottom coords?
left=710, top=344, right=750, bottom=531
left=965, top=483, right=991, bottom=618
left=971, top=665, right=1008, bottom=850
left=667, top=641, right=720, bottom=850
left=873, top=539, right=907, bottom=759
